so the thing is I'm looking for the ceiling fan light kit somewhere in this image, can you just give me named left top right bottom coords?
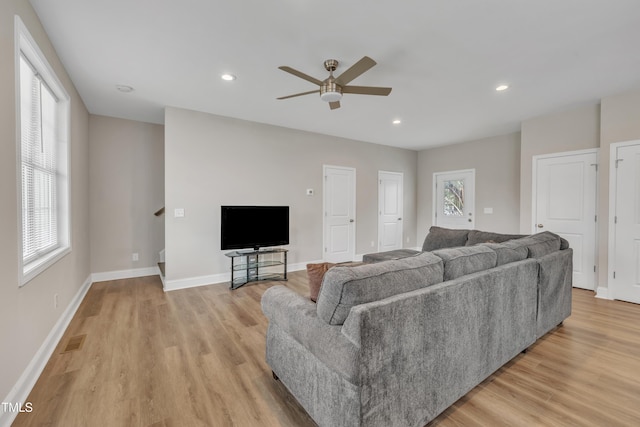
left=320, top=83, right=343, bottom=102
left=277, top=56, right=392, bottom=110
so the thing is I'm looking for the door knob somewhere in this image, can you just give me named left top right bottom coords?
left=468, top=219, right=472, bottom=222
left=537, top=224, right=544, bottom=228
left=350, top=219, right=354, bottom=223
left=397, top=218, right=402, bottom=221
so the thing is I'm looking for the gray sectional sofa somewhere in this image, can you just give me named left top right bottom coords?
left=261, top=228, right=573, bottom=427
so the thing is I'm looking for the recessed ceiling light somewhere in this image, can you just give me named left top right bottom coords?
left=496, top=84, right=509, bottom=91
left=392, top=119, right=402, bottom=125
left=221, top=74, right=236, bottom=81
left=116, top=85, right=134, bottom=93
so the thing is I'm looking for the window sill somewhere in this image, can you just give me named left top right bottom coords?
left=21, top=245, right=71, bottom=287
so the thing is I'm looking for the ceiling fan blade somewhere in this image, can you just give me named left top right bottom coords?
left=329, top=101, right=341, bottom=110
left=277, top=90, right=319, bottom=100
left=342, top=86, right=392, bottom=96
left=278, top=66, right=323, bottom=86
left=335, top=56, right=376, bottom=86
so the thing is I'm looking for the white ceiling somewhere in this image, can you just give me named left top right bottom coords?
left=30, top=0, right=640, bottom=150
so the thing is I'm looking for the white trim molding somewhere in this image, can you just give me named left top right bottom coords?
left=0, top=275, right=92, bottom=427
left=596, top=287, right=613, bottom=300
left=91, top=266, right=161, bottom=283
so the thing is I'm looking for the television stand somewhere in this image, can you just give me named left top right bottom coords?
left=225, top=248, right=288, bottom=290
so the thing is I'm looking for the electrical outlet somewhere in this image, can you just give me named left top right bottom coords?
left=371, top=241, right=375, bottom=247
left=132, top=253, right=139, bottom=261
left=406, top=237, right=410, bottom=243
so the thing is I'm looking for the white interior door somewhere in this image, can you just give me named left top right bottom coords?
left=534, top=150, right=598, bottom=290
left=323, top=165, right=356, bottom=263
left=434, top=169, right=475, bottom=229
left=612, top=143, right=640, bottom=303
left=378, top=171, right=403, bottom=252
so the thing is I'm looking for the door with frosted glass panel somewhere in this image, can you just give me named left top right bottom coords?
left=434, top=170, right=475, bottom=230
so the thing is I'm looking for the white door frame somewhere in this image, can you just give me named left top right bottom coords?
left=378, top=171, right=404, bottom=252
left=608, top=139, right=640, bottom=300
left=323, top=165, right=356, bottom=263
left=531, top=148, right=599, bottom=290
left=432, top=169, right=475, bottom=229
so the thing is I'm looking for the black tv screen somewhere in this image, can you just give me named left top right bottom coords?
left=221, top=206, right=289, bottom=250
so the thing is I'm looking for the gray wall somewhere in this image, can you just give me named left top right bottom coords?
left=417, top=132, right=521, bottom=239
left=164, top=107, right=417, bottom=285
left=519, top=103, right=600, bottom=233
left=0, top=0, right=90, bottom=401
left=89, top=115, right=165, bottom=273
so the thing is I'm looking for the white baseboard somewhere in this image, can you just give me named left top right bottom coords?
left=164, top=272, right=230, bottom=292
left=91, top=266, right=160, bottom=283
left=0, top=275, right=92, bottom=427
left=596, top=286, right=613, bottom=300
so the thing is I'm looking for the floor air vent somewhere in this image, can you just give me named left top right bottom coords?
left=62, top=334, right=86, bottom=353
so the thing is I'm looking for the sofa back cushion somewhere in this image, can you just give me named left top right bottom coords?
left=508, top=231, right=562, bottom=258
left=466, top=230, right=527, bottom=246
left=433, top=245, right=498, bottom=281
left=316, top=252, right=444, bottom=325
left=422, top=226, right=470, bottom=251
left=480, top=241, right=529, bottom=266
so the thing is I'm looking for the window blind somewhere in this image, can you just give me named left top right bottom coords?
left=20, top=54, right=59, bottom=263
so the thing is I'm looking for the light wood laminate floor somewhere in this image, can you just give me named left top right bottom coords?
left=13, top=272, right=640, bottom=426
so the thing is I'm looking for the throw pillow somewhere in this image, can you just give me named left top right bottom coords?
left=432, top=245, right=498, bottom=281
left=481, top=241, right=528, bottom=266
left=465, top=230, right=527, bottom=246
left=306, top=262, right=335, bottom=302
left=508, top=232, right=562, bottom=258
left=422, top=226, right=470, bottom=251
left=316, top=252, right=444, bottom=325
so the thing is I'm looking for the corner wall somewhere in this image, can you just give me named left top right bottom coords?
left=89, top=115, right=165, bottom=275
left=519, top=89, right=640, bottom=293
left=164, top=107, right=417, bottom=288
left=598, top=88, right=640, bottom=290
left=417, top=132, right=521, bottom=238
left=0, top=0, right=90, bottom=409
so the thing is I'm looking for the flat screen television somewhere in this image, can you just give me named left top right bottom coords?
left=221, top=205, right=289, bottom=251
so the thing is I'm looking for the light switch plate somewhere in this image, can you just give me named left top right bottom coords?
left=174, top=208, right=185, bottom=218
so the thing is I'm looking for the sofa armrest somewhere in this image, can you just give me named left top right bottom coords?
left=261, top=285, right=360, bottom=383
left=261, top=285, right=317, bottom=326
left=536, top=248, right=572, bottom=338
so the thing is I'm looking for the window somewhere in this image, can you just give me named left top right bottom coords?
left=16, top=16, right=70, bottom=285
left=443, top=179, right=465, bottom=217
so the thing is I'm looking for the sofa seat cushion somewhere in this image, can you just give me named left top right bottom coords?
left=316, top=252, right=444, bottom=325
left=422, top=226, right=470, bottom=251
left=509, top=231, right=562, bottom=258
left=362, top=249, right=421, bottom=263
left=481, top=241, right=529, bottom=266
left=466, top=230, right=527, bottom=246
left=433, top=245, right=498, bottom=281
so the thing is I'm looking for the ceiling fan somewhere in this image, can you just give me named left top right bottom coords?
left=277, top=56, right=392, bottom=110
